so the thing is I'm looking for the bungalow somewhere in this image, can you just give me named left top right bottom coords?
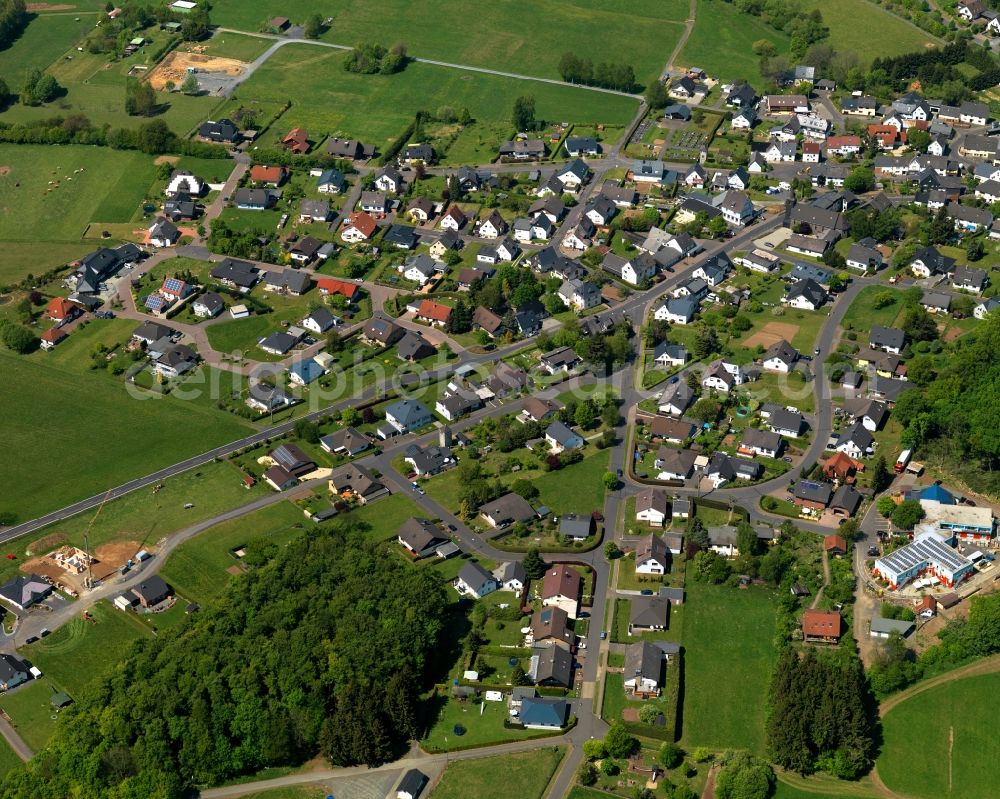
left=298, top=199, right=330, bottom=224
left=540, top=346, right=581, bottom=374
left=455, top=561, right=498, bottom=599
left=521, top=397, right=561, bottom=424
left=952, top=265, right=988, bottom=293
left=519, top=697, right=569, bottom=729
left=650, top=416, right=696, bottom=445
left=739, top=428, right=783, bottom=459
left=786, top=234, right=828, bottom=258
left=326, top=138, right=374, bottom=161
left=635, top=487, right=669, bottom=526
left=0, top=574, right=52, bottom=610
left=328, top=463, right=389, bottom=504
left=359, top=190, right=388, bottom=214
left=762, top=406, right=806, bottom=437
left=131, top=575, right=172, bottom=608
left=39, top=327, right=67, bottom=350
left=846, top=241, right=884, bottom=272
left=415, top=299, right=452, bottom=326
left=397, top=330, right=436, bottom=361
left=210, top=258, right=259, bottom=292
left=45, top=297, right=82, bottom=325
left=263, top=269, right=311, bottom=296
left=948, top=203, right=993, bottom=233
left=246, top=382, right=293, bottom=414
left=479, top=493, right=536, bottom=528
left=565, top=136, right=600, bottom=156
left=560, top=514, right=595, bottom=541
left=541, top=564, right=582, bottom=619
left=631, top=159, right=674, bottom=185
left=435, top=390, right=482, bottom=422
left=921, top=291, right=951, bottom=314
left=629, top=595, right=669, bottom=635
left=545, top=420, right=584, bottom=453
left=383, top=224, right=418, bottom=250
left=249, top=165, right=286, bottom=187
left=403, top=142, right=434, bottom=164
left=320, top=427, right=373, bottom=457
left=398, top=518, right=448, bottom=558
left=498, top=139, right=546, bottom=160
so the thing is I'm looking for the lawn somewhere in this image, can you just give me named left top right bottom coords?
left=878, top=672, right=1000, bottom=799
left=0, top=145, right=159, bottom=282
left=211, top=0, right=687, bottom=83
left=428, top=746, right=565, bottom=799
left=773, top=773, right=880, bottom=799
left=532, top=448, right=610, bottom=516
left=158, top=500, right=307, bottom=604
left=0, top=737, right=22, bottom=780
left=198, top=31, right=274, bottom=62
left=0, top=326, right=254, bottom=523
left=680, top=581, right=779, bottom=754
left=421, top=696, right=561, bottom=752
left=840, top=285, right=906, bottom=332
left=0, top=678, right=62, bottom=753
left=801, top=0, right=941, bottom=56
left=20, top=601, right=150, bottom=696
left=228, top=45, right=638, bottom=150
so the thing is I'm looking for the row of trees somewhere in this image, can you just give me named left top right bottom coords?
left=0, top=0, right=26, bottom=51
left=1, top=524, right=448, bottom=797
left=766, top=648, right=877, bottom=779
left=557, top=52, right=637, bottom=92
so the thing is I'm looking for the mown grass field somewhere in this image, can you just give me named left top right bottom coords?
left=0, top=12, right=98, bottom=84
left=0, top=320, right=253, bottom=523
left=801, top=0, right=941, bottom=56
left=878, top=671, right=1000, bottom=799
left=0, top=737, right=23, bottom=781
left=198, top=31, right=273, bottom=62
left=429, top=746, right=565, bottom=799
left=841, top=285, right=906, bottom=332
left=211, top=0, right=686, bottom=83
left=0, top=145, right=158, bottom=281
left=0, top=678, right=61, bottom=753
left=680, top=581, right=778, bottom=754
left=228, top=45, right=638, bottom=150
left=20, top=601, right=150, bottom=695
left=159, top=500, right=307, bottom=604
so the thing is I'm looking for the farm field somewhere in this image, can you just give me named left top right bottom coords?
left=801, top=0, right=941, bottom=56
left=0, top=679, right=63, bottom=753
left=773, top=773, right=879, bottom=799
left=0, top=145, right=158, bottom=281
left=680, top=581, right=779, bottom=754
left=210, top=0, right=687, bottom=83
left=0, top=320, right=254, bottom=522
left=197, top=32, right=274, bottom=62
left=227, top=46, right=639, bottom=151
left=878, top=671, right=1000, bottom=799
left=159, top=500, right=307, bottom=604
left=428, top=746, right=565, bottom=799
left=20, top=601, right=151, bottom=695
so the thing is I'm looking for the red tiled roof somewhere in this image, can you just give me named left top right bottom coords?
left=826, top=135, right=861, bottom=149
left=824, top=534, right=848, bottom=553
left=40, top=327, right=67, bottom=343
left=249, top=165, right=284, bottom=184
left=45, top=297, right=77, bottom=320
left=317, top=278, right=359, bottom=299
left=417, top=299, right=452, bottom=322
left=802, top=609, right=842, bottom=639
left=345, top=212, right=377, bottom=237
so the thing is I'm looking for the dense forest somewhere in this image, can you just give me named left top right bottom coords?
left=1, top=524, right=448, bottom=799
left=766, top=648, right=877, bottom=779
left=890, top=308, right=1000, bottom=496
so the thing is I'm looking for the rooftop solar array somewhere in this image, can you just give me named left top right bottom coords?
left=877, top=532, right=971, bottom=576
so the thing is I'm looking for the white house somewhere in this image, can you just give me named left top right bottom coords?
left=455, top=561, right=498, bottom=599
left=635, top=534, right=669, bottom=574
left=165, top=171, right=204, bottom=196
left=635, top=487, right=669, bottom=526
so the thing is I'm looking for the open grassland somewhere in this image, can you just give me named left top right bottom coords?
left=878, top=671, right=1000, bottom=799
left=228, top=45, right=638, bottom=149
left=841, top=285, right=906, bottom=331
left=773, top=773, right=879, bottom=799
left=212, top=0, right=686, bottom=83
left=0, top=321, right=253, bottom=522
left=680, top=581, right=778, bottom=754
left=0, top=145, right=157, bottom=281
left=428, top=747, right=565, bottom=799
left=20, top=601, right=150, bottom=695
left=0, top=12, right=98, bottom=84
left=159, top=501, right=306, bottom=604
left=801, top=0, right=941, bottom=55
left=0, top=737, right=23, bottom=781
left=198, top=31, right=273, bottom=62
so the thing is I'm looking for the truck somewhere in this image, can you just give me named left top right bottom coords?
left=894, top=449, right=911, bottom=474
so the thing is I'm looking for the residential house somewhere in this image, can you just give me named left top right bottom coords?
left=498, top=139, right=546, bottom=160
left=560, top=514, right=595, bottom=542
left=132, top=575, right=172, bottom=608
left=921, top=291, right=951, bottom=314
left=793, top=480, right=833, bottom=511
left=519, top=697, right=569, bottom=729
left=635, top=487, right=669, bottom=526
left=520, top=397, right=561, bottom=424
left=762, top=339, right=799, bottom=372
left=374, top=167, right=403, bottom=194
left=328, top=464, right=389, bottom=504
left=653, top=296, right=698, bottom=325
left=384, top=399, right=434, bottom=435
left=210, top=258, right=259, bottom=292
left=316, top=168, right=346, bottom=194
left=340, top=212, right=378, bottom=243
left=565, top=136, right=600, bottom=156
left=650, top=416, right=696, bottom=445
left=478, top=210, right=507, bottom=239
left=153, top=344, right=198, bottom=379
left=629, top=595, right=669, bottom=635
left=716, top=190, right=754, bottom=226
left=472, top=305, right=505, bottom=338
left=0, top=655, right=29, bottom=691
left=403, top=253, right=439, bottom=286
left=702, top=360, right=745, bottom=392
left=407, top=196, right=435, bottom=224
left=455, top=561, right=499, bottom=598
left=952, top=265, right=988, bottom=293
left=326, top=138, right=374, bottom=161
left=281, top=128, right=310, bottom=154
left=440, top=205, right=467, bottom=231
left=531, top=606, right=573, bottom=645
left=0, top=574, right=52, bottom=610
left=623, top=641, right=668, bottom=697
left=198, top=118, right=240, bottom=144
left=192, top=292, right=224, bottom=318
left=556, top=159, right=590, bottom=191
left=494, top=561, right=527, bottom=593
left=545, top=421, right=584, bottom=453
left=362, top=317, right=405, bottom=347
left=835, top=423, right=875, bottom=459
left=653, top=342, right=688, bottom=368
left=739, top=428, right=784, bottom=459
left=654, top=448, right=697, bottom=481
left=802, top=609, right=843, bottom=643
left=148, top=217, right=179, bottom=247
left=635, top=534, right=669, bottom=574
left=846, top=241, right=884, bottom=272
left=415, top=299, right=452, bottom=326
left=783, top=278, right=828, bottom=310
left=541, top=564, right=583, bottom=619
left=823, top=451, right=863, bottom=484
left=320, top=427, right=373, bottom=457
left=246, top=382, right=293, bottom=414
left=479, top=493, right=536, bottom=528
left=430, top=230, right=462, bottom=260
left=403, top=142, right=434, bottom=164
left=397, top=330, right=436, bottom=361
left=263, top=269, right=311, bottom=296
left=540, top=346, right=581, bottom=374
left=831, top=485, right=863, bottom=517
left=398, top=518, right=448, bottom=558
left=383, top=224, right=417, bottom=250
left=396, top=770, right=428, bottom=799
left=910, top=246, right=955, bottom=278
left=558, top=278, right=601, bottom=311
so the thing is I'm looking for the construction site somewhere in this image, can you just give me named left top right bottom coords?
left=146, top=50, right=250, bottom=93
left=21, top=541, right=143, bottom=596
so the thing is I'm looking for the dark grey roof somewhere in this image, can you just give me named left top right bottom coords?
left=630, top=595, right=669, bottom=628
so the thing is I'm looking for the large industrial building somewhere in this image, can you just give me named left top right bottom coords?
left=873, top=530, right=976, bottom=591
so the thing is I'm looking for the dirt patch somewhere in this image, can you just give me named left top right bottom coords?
left=21, top=539, right=141, bottom=593
left=0, top=166, right=11, bottom=177
left=26, top=2, right=74, bottom=9
left=25, top=532, right=66, bottom=556
left=153, top=155, right=179, bottom=166
left=743, top=321, right=801, bottom=349
left=941, top=324, right=964, bottom=343
left=621, top=707, right=640, bottom=722
left=226, top=564, right=243, bottom=576
left=146, top=50, right=248, bottom=91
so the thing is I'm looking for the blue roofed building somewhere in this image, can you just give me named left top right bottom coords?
left=519, top=697, right=569, bottom=729
left=289, top=359, right=324, bottom=386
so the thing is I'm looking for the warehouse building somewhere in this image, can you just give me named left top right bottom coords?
left=873, top=530, right=976, bottom=591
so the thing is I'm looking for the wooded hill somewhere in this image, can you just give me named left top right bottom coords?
left=1, top=524, right=448, bottom=799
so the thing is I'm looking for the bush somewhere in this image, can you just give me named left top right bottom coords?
left=660, top=742, right=684, bottom=769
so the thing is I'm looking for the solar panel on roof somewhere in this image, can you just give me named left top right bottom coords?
left=163, top=277, right=183, bottom=294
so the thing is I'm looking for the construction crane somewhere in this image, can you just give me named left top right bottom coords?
left=82, top=490, right=112, bottom=590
